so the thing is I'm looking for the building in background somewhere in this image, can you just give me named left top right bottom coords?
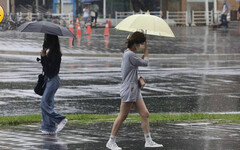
left=92, top=0, right=239, bottom=18
left=52, top=0, right=76, bottom=16
left=0, top=0, right=239, bottom=19
left=0, top=0, right=15, bottom=14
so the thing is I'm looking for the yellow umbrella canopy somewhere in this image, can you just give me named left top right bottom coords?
left=115, top=13, right=175, bottom=38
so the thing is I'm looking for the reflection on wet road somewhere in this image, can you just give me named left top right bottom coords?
left=1, top=53, right=240, bottom=115
left=1, top=122, right=240, bottom=150
left=0, top=22, right=239, bottom=115
left=0, top=22, right=239, bottom=54
left=0, top=21, right=240, bottom=150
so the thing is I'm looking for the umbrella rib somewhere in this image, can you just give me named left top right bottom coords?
left=127, top=15, right=154, bottom=33
left=20, top=23, right=32, bottom=32
left=128, top=17, right=142, bottom=32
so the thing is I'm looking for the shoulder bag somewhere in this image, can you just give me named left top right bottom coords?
left=138, top=76, right=146, bottom=89
left=34, top=72, right=46, bottom=96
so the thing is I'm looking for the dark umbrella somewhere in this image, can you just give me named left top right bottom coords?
left=18, top=21, right=75, bottom=38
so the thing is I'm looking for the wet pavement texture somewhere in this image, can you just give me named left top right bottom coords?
left=0, top=22, right=239, bottom=55
left=0, top=22, right=240, bottom=149
left=1, top=122, right=240, bottom=150
left=0, top=22, right=240, bottom=115
left=1, top=53, right=240, bottom=115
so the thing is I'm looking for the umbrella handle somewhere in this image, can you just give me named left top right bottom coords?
left=36, top=57, right=41, bottom=62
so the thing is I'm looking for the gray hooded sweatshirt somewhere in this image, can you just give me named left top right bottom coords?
left=120, top=49, right=149, bottom=102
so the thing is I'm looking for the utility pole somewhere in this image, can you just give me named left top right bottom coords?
left=36, top=0, right=39, bottom=12
left=7, top=0, right=10, bottom=14
left=76, top=0, right=79, bottom=16
left=205, top=0, right=209, bottom=25
left=61, top=0, right=64, bottom=14
left=59, top=0, right=63, bottom=14
left=214, top=0, right=217, bottom=23
left=103, top=0, right=106, bottom=19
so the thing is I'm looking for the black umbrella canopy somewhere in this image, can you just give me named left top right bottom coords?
left=18, top=21, right=75, bottom=38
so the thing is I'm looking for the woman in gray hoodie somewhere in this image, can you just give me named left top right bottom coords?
left=106, top=32, right=163, bottom=150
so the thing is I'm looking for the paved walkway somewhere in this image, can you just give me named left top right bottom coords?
left=0, top=22, right=240, bottom=149
left=1, top=122, right=240, bottom=150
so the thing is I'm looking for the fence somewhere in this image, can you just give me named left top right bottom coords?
left=1, top=10, right=231, bottom=31
left=115, top=11, right=162, bottom=25
left=115, top=10, right=231, bottom=26
left=115, top=11, right=188, bottom=26
left=166, top=11, right=188, bottom=26
left=191, top=10, right=214, bottom=26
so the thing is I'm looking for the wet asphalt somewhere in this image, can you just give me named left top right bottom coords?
left=0, top=22, right=239, bottom=115
left=0, top=21, right=240, bottom=149
left=1, top=122, right=240, bottom=150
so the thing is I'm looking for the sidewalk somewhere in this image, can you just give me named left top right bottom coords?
left=1, top=122, right=240, bottom=150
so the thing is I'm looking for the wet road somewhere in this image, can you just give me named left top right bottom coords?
left=1, top=53, right=240, bottom=115
left=0, top=22, right=240, bottom=150
left=1, top=122, right=240, bottom=150
left=0, top=22, right=239, bottom=55
left=0, top=22, right=240, bottom=115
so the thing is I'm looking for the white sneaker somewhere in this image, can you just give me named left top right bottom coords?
left=145, top=141, right=163, bottom=148
left=56, top=118, right=68, bottom=133
left=41, top=130, right=56, bottom=135
left=106, top=140, right=122, bottom=150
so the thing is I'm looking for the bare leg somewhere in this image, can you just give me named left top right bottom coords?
left=135, top=99, right=163, bottom=147
left=134, top=99, right=150, bottom=134
left=111, top=102, right=133, bottom=136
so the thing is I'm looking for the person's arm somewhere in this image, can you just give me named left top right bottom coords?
left=40, top=49, right=47, bottom=66
left=141, top=41, right=149, bottom=59
left=129, top=54, right=148, bottom=67
left=41, top=54, right=61, bottom=78
left=129, top=41, right=149, bottom=67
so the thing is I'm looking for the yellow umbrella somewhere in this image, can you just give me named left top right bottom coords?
left=115, top=13, right=175, bottom=38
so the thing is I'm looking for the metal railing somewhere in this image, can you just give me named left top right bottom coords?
left=115, top=11, right=162, bottom=25
left=192, top=10, right=214, bottom=26
left=166, top=11, right=188, bottom=26
left=1, top=10, right=232, bottom=31
left=115, top=10, right=231, bottom=26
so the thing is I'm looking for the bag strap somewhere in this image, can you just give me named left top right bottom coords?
left=37, top=57, right=45, bottom=75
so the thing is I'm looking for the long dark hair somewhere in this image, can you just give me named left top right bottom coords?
left=126, top=31, right=146, bottom=48
left=43, top=34, right=62, bottom=57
